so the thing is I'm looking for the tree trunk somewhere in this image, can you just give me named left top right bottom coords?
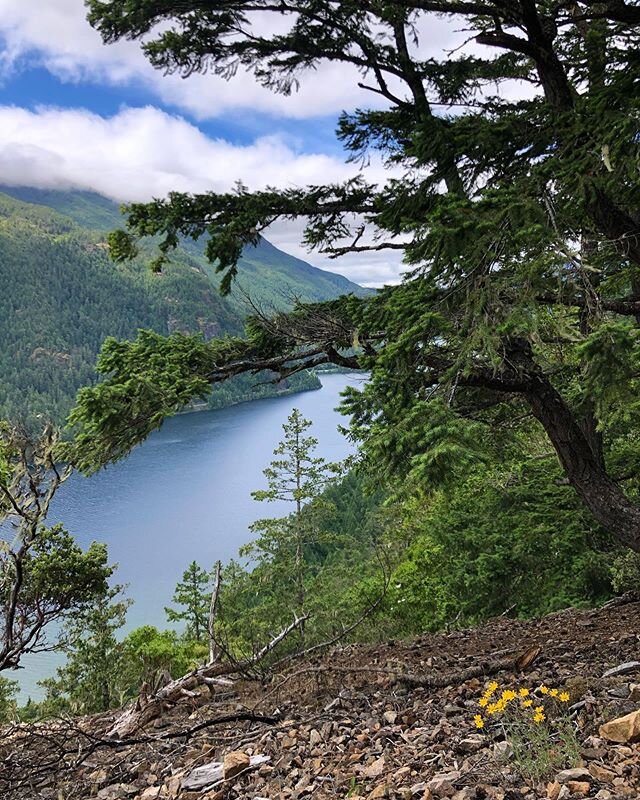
left=523, top=369, right=640, bottom=553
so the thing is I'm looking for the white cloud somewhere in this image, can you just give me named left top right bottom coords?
left=0, top=0, right=390, bottom=119
left=0, top=0, right=528, bottom=120
left=0, top=104, right=406, bottom=284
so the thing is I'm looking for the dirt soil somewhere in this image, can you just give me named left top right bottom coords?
left=2, top=595, right=639, bottom=800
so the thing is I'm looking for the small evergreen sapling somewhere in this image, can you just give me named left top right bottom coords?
left=244, top=409, right=341, bottom=636
left=165, top=560, right=212, bottom=643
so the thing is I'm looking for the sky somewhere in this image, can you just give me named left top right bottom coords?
left=0, top=1, right=476, bottom=286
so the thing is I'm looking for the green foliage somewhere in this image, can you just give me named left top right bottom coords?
left=20, top=524, right=113, bottom=612
left=37, top=597, right=207, bottom=717
left=165, top=561, right=212, bottom=642
left=0, top=424, right=115, bottom=672
left=229, top=410, right=342, bottom=645
left=0, top=677, right=18, bottom=723
left=81, top=1, right=640, bottom=551
left=119, top=626, right=206, bottom=689
left=609, top=550, right=640, bottom=594
left=38, top=586, right=130, bottom=715
left=217, top=469, right=386, bottom=655
left=0, top=523, right=114, bottom=670
left=507, top=714, right=580, bottom=784
left=375, top=454, right=615, bottom=633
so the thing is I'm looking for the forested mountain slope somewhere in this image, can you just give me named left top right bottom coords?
left=0, top=186, right=367, bottom=424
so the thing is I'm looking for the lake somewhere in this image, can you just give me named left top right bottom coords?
left=19, top=372, right=365, bottom=699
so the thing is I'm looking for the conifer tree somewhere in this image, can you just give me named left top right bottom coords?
left=77, top=2, right=640, bottom=551
left=165, top=561, right=212, bottom=643
left=244, top=409, right=339, bottom=628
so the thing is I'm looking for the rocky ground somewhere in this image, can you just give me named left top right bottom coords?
left=2, top=595, right=640, bottom=800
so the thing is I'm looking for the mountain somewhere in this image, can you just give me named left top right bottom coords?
left=0, top=186, right=368, bottom=425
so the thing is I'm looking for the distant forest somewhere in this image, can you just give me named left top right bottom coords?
left=0, top=187, right=366, bottom=425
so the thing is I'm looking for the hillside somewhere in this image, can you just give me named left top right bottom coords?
left=4, top=596, right=640, bottom=799
left=0, top=186, right=367, bottom=425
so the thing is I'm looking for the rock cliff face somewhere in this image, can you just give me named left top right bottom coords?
left=3, top=596, right=640, bottom=800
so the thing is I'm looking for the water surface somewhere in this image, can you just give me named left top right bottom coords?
left=20, top=373, right=364, bottom=697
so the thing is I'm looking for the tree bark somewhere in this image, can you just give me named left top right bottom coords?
left=518, top=354, right=640, bottom=553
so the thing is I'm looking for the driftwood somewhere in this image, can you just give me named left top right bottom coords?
left=182, top=754, right=270, bottom=790
left=107, top=614, right=309, bottom=738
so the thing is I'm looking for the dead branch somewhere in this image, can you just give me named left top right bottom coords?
left=271, top=548, right=391, bottom=671
left=81, top=711, right=278, bottom=749
left=0, top=424, right=73, bottom=670
left=208, top=560, right=222, bottom=664
left=257, top=645, right=541, bottom=708
left=394, top=646, right=541, bottom=689
left=106, top=614, right=309, bottom=738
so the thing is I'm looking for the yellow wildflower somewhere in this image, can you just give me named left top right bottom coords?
left=522, top=699, right=533, bottom=708
left=535, top=706, right=544, bottom=714
left=486, top=703, right=498, bottom=715
left=533, top=712, right=545, bottom=723
left=559, top=692, right=570, bottom=703
left=501, top=690, right=517, bottom=702
left=549, top=688, right=559, bottom=698
left=479, top=697, right=489, bottom=708
left=539, top=685, right=549, bottom=695
left=518, top=688, right=529, bottom=698
left=474, top=714, right=484, bottom=729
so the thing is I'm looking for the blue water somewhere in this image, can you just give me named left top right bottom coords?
left=18, top=373, right=364, bottom=698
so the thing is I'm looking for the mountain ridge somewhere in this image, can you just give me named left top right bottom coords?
left=0, top=186, right=368, bottom=425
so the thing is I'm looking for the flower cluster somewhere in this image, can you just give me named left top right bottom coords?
left=473, top=682, right=570, bottom=729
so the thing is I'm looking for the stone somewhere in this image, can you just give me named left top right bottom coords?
left=588, top=763, right=616, bottom=783
left=89, top=768, right=110, bottom=787
left=493, top=740, right=513, bottom=761
left=581, top=747, right=607, bottom=760
left=546, top=781, right=561, bottom=800
left=629, top=684, right=640, bottom=702
left=427, top=771, right=461, bottom=798
left=566, top=781, right=590, bottom=795
left=383, top=710, right=398, bottom=725
left=394, top=766, right=412, bottom=781
left=364, top=757, right=386, bottom=779
left=452, top=790, right=475, bottom=800
left=599, top=709, right=640, bottom=743
left=457, top=735, right=484, bottom=754
left=607, top=685, right=630, bottom=699
left=138, top=789, right=162, bottom=800
left=164, top=772, right=183, bottom=798
left=555, top=768, right=591, bottom=784
left=368, top=785, right=388, bottom=799
left=223, top=751, right=251, bottom=780
left=97, top=786, right=138, bottom=800
left=602, top=662, right=640, bottom=678
left=594, top=792, right=612, bottom=800
left=309, top=728, right=322, bottom=746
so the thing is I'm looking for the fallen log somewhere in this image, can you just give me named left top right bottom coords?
left=253, top=646, right=542, bottom=709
